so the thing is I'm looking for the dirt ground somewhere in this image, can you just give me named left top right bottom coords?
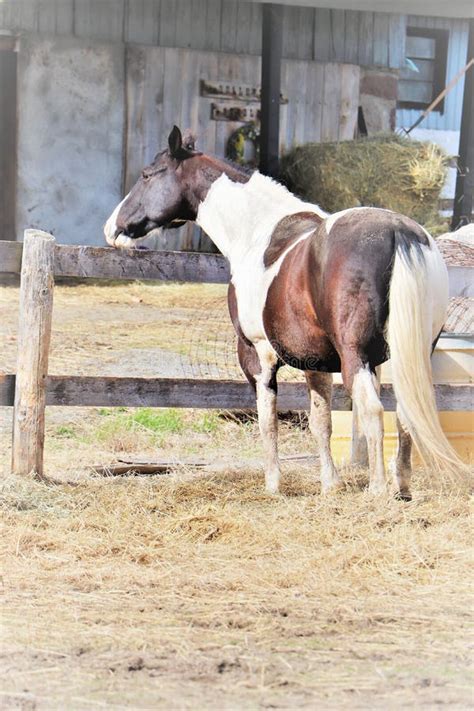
left=1, top=283, right=473, bottom=710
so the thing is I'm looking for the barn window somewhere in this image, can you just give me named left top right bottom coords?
left=398, top=27, right=449, bottom=113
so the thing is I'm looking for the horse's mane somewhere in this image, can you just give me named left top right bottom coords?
left=221, top=157, right=255, bottom=177
left=201, top=153, right=255, bottom=183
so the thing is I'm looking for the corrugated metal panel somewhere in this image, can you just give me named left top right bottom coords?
left=0, top=1, right=38, bottom=31
left=243, top=0, right=473, bottom=19
left=124, top=0, right=161, bottom=46
left=282, top=4, right=314, bottom=60
left=397, top=16, right=470, bottom=131
left=74, top=0, right=125, bottom=42
left=37, top=0, right=74, bottom=35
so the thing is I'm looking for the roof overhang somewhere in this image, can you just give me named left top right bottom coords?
left=244, top=1, right=474, bottom=20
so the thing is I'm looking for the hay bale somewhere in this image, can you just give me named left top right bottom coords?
left=281, top=134, right=449, bottom=234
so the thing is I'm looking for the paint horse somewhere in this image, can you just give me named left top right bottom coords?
left=105, top=126, right=463, bottom=498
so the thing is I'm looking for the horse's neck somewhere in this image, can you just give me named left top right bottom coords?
left=196, top=172, right=324, bottom=269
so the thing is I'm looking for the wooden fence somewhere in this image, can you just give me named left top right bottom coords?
left=1, top=231, right=472, bottom=478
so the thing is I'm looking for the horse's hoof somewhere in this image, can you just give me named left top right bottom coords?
left=265, top=485, right=280, bottom=495
left=368, top=484, right=389, bottom=496
left=394, top=489, right=412, bottom=502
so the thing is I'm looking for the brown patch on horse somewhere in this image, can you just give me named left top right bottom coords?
left=263, top=212, right=323, bottom=268
left=263, top=233, right=341, bottom=372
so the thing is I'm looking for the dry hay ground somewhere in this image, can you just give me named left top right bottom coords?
left=0, top=283, right=473, bottom=710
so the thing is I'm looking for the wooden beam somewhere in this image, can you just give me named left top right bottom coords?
left=0, top=374, right=471, bottom=411
left=260, top=3, right=283, bottom=177
left=0, top=241, right=231, bottom=282
left=11, top=230, right=55, bottom=478
left=452, top=19, right=474, bottom=230
left=44, top=376, right=315, bottom=410
left=53, top=245, right=230, bottom=283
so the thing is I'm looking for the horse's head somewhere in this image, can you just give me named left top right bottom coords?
left=104, top=126, right=200, bottom=247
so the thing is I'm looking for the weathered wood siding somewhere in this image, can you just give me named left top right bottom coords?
left=124, top=46, right=359, bottom=249
left=6, top=29, right=359, bottom=249
left=125, top=45, right=359, bottom=190
left=397, top=16, right=470, bottom=131
left=0, top=0, right=407, bottom=69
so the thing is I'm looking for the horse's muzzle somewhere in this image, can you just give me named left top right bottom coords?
left=114, top=231, right=137, bottom=249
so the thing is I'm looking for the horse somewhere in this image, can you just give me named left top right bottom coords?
left=104, top=125, right=464, bottom=499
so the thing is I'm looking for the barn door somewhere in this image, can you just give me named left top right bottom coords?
left=15, top=35, right=125, bottom=245
left=0, top=36, right=17, bottom=241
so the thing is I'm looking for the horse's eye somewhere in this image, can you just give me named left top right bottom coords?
left=142, top=166, right=166, bottom=180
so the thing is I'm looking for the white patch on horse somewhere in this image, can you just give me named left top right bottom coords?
left=104, top=193, right=131, bottom=247
left=196, top=173, right=325, bottom=343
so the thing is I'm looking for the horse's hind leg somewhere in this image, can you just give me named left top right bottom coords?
left=390, top=408, right=413, bottom=501
left=344, top=358, right=387, bottom=495
left=305, top=372, right=341, bottom=493
left=351, top=366, right=381, bottom=467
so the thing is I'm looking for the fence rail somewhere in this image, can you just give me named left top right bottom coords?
left=1, top=239, right=230, bottom=283
left=1, top=231, right=472, bottom=478
left=0, top=374, right=471, bottom=411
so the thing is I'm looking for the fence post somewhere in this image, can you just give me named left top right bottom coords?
left=12, top=230, right=55, bottom=478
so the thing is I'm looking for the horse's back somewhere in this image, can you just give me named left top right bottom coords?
left=320, top=206, right=429, bottom=257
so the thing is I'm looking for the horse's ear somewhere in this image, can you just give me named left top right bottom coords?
left=168, top=125, right=183, bottom=157
left=182, top=129, right=196, bottom=153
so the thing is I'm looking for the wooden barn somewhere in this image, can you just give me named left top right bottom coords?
left=0, top=0, right=472, bottom=249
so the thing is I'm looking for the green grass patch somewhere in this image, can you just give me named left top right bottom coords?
left=191, top=412, right=221, bottom=434
left=94, top=408, right=185, bottom=442
left=97, top=407, right=128, bottom=417
left=131, top=408, right=184, bottom=434
left=55, top=425, right=78, bottom=439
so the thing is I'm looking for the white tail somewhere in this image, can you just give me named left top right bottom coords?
left=387, top=231, right=466, bottom=475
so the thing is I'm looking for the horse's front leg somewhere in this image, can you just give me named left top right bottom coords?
left=255, top=341, right=281, bottom=494
left=305, top=371, right=341, bottom=493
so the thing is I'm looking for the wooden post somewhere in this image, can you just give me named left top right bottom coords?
left=260, top=3, right=283, bottom=177
left=12, top=230, right=55, bottom=477
left=452, top=19, right=474, bottom=230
